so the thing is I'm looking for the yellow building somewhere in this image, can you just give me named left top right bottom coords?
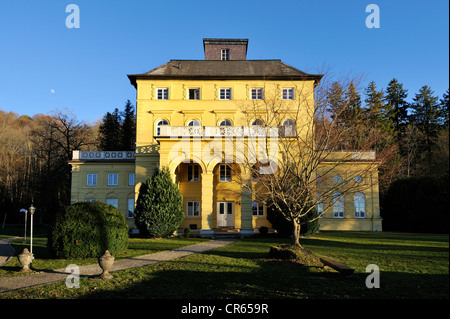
left=69, top=38, right=382, bottom=235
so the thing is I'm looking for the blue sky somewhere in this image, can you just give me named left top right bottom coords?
left=0, top=0, right=448, bottom=123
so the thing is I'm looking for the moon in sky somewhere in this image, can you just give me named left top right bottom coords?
left=50, top=89, right=55, bottom=94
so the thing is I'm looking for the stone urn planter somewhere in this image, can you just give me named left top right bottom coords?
left=98, top=250, right=115, bottom=279
left=18, top=248, right=34, bottom=272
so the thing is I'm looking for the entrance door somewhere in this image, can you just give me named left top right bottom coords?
left=217, top=202, right=234, bottom=227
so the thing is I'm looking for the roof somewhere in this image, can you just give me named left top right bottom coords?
left=127, top=60, right=323, bottom=88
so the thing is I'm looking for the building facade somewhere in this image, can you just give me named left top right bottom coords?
left=69, top=39, right=382, bottom=235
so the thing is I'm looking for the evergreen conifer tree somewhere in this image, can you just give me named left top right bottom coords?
left=409, top=85, right=441, bottom=167
left=343, top=81, right=363, bottom=124
left=134, top=166, right=184, bottom=238
left=98, top=108, right=122, bottom=150
left=120, top=100, right=136, bottom=151
left=364, top=81, right=391, bottom=131
left=385, top=78, right=409, bottom=139
left=440, top=89, right=449, bottom=126
left=364, top=81, right=394, bottom=151
left=327, top=81, right=346, bottom=125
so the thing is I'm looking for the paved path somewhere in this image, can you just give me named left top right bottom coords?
left=0, top=238, right=237, bottom=294
left=0, top=237, right=18, bottom=267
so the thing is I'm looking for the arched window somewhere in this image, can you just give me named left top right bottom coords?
left=156, top=119, right=169, bottom=136
left=354, top=193, right=366, bottom=218
left=219, top=119, right=232, bottom=126
left=283, top=119, right=294, bottom=126
left=333, top=193, right=344, bottom=218
left=252, top=119, right=264, bottom=126
left=187, top=119, right=201, bottom=126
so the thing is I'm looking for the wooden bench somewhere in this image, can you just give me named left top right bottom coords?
left=320, top=258, right=354, bottom=277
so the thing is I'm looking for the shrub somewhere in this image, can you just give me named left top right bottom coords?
left=259, top=226, right=269, bottom=236
left=47, top=202, right=129, bottom=258
left=134, top=166, right=184, bottom=238
left=184, top=227, right=191, bottom=238
left=381, top=174, right=449, bottom=233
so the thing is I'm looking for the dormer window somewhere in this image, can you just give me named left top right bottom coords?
left=221, top=49, right=230, bottom=61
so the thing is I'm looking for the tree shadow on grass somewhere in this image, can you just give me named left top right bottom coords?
left=302, top=237, right=449, bottom=254
left=73, top=257, right=449, bottom=299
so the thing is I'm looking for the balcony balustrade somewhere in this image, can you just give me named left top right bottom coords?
left=72, top=150, right=135, bottom=161
left=158, top=125, right=295, bottom=138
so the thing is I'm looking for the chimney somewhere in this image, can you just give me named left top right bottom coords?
left=203, top=38, right=248, bottom=61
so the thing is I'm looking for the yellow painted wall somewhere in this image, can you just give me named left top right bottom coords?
left=70, top=75, right=381, bottom=232
left=131, top=75, right=381, bottom=231
left=135, top=79, right=316, bottom=145
left=315, top=160, right=382, bottom=231
left=70, top=161, right=136, bottom=228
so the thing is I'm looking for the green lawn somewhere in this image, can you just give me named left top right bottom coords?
left=0, top=231, right=448, bottom=299
left=0, top=231, right=207, bottom=277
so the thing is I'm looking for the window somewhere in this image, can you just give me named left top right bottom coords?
left=187, top=165, right=199, bottom=182
left=221, top=49, right=230, bottom=61
left=316, top=174, right=322, bottom=184
left=282, top=88, right=294, bottom=100
left=354, top=193, right=366, bottom=218
left=188, top=88, right=200, bottom=100
left=219, top=164, right=231, bottom=182
left=252, top=119, right=264, bottom=126
left=108, top=173, right=118, bottom=186
left=252, top=201, right=264, bottom=216
left=219, top=202, right=233, bottom=215
left=283, top=119, right=294, bottom=126
left=187, top=119, right=201, bottom=126
left=251, top=88, right=264, bottom=100
left=317, top=192, right=324, bottom=218
left=156, top=119, right=169, bottom=136
left=354, top=175, right=363, bottom=183
left=219, top=119, right=232, bottom=126
left=156, top=88, right=168, bottom=100
left=219, top=88, right=232, bottom=100
left=127, top=198, right=135, bottom=219
left=86, top=173, right=97, bottom=186
left=187, top=201, right=200, bottom=217
left=333, top=175, right=343, bottom=183
left=106, top=198, right=118, bottom=209
left=128, top=173, right=135, bottom=186
left=333, top=193, right=344, bottom=218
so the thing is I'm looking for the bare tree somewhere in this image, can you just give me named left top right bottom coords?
left=0, top=111, right=36, bottom=215
left=233, top=73, right=392, bottom=246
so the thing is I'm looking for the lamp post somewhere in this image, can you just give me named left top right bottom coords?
left=20, top=208, right=27, bottom=243
left=29, top=204, right=36, bottom=256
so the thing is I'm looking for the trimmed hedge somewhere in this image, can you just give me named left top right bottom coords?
left=381, top=174, right=449, bottom=233
left=47, top=202, right=129, bottom=258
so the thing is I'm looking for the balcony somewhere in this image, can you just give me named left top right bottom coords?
left=72, top=150, right=135, bottom=161
left=157, top=125, right=295, bottom=138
